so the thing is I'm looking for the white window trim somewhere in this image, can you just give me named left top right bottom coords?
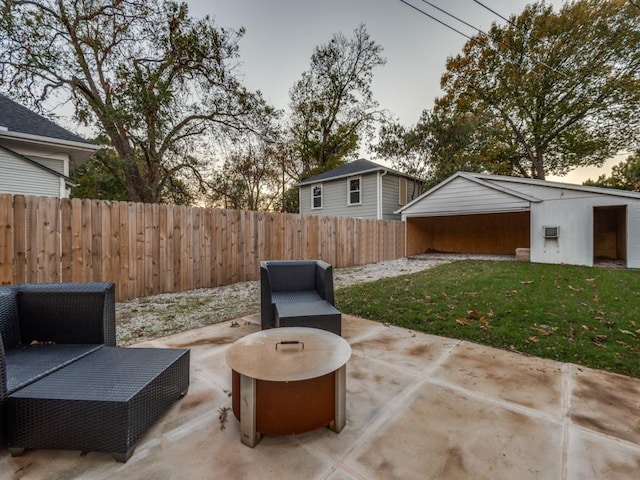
left=347, top=175, right=362, bottom=206
left=311, top=183, right=323, bottom=210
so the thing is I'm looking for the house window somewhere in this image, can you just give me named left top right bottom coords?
left=399, top=177, right=407, bottom=205
left=312, top=184, right=323, bottom=209
left=348, top=176, right=361, bottom=205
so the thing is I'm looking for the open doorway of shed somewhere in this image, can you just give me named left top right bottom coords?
left=405, top=211, right=530, bottom=256
left=593, top=205, right=627, bottom=267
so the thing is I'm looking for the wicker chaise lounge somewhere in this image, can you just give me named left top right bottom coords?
left=260, top=260, right=342, bottom=335
left=0, top=282, right=189, bottom=462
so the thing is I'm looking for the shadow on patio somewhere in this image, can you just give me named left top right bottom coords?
left=2, top=314, right=640, bottom=479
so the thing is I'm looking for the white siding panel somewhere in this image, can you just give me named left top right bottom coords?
left=299, top=185, right=312, bottom=215
left=0, top=148, right=60, bottom=197
left=627, top=203, right=640, bottom=269
left=403, top=176, right=530, bottom=216
left=382, top=174, right=401, bottom=220
left=30, top=156, right=65, bottom=175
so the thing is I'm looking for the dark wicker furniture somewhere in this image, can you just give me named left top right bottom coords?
left=0, top=282, right=189, bottom=462
left=260, top=260, right=342, bottom=335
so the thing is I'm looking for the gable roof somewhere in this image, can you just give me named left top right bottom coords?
left=0, top=94, right=99, bottom=167
left=0, top=94, right=89, bottom=143
left=297, top=159, right=420, bottom=187
left=399, top=171, right=640, bottom=213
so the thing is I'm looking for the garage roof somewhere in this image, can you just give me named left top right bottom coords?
left=398, top=171, right=640, bottom=217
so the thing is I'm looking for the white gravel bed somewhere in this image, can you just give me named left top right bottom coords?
left=116, top=254, right=513, bottom=345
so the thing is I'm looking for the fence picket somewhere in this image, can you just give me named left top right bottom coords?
left=0, top=195, right=13, bottom=285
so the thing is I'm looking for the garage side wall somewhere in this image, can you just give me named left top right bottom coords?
left=628, top=203, right=640, bottom=269
left=530, top=196, right=640, bottom=267
left=530, top=200, right=592, bottom=266
left=406, top=212, right=530, bottom=255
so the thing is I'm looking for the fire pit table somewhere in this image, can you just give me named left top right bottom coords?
left=225, top=327, right=351, bottom=447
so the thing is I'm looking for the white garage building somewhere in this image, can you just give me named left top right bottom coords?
left=398, top=172, right=640, bottom=269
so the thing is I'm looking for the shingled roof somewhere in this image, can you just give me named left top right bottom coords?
left=297, top=159, right=417, bottom=186
left=0, top=94, right=90, bottom=144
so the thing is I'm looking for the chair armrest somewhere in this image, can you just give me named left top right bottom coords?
left=0, top=335, right=6, bottom=401
left=315, top=261, right=335, bottom=305
left=260, top=263, right=275, bottom=329
left=0, top=335, right=5, bottom=445
left=15, top=282, right=116, bottom=346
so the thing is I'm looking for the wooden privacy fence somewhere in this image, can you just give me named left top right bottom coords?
left=0, top=195, right=405, bottom=301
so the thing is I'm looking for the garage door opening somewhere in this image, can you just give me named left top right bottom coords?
left=406, top=211, right=530, bottom=256
left=593, top=205, right=627, bottom=266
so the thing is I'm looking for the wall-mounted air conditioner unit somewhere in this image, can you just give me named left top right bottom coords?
left=543, top=226, right=559, bottom=238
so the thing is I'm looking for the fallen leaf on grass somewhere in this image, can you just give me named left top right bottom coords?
left=520, top=280, right=533, bottom=284
left=619, top=329, right=637, bottom=338
left=455, top=318, right=471, bottom=326
left=582, top=325, right=595, bottom=331
left=530, top=325, right=556, bottom=336
left=526, top=336, right=540, bottom=343
left=631, top=321, right=637, bottom=328
left=591, top=335, right=607, bottom=347
left=568, top=285, right=583, bottom=292
left=467, top=309, right=479, bottom=320
left=585, top=278, right=595, bottom=283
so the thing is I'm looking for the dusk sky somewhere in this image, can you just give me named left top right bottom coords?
left=187, top=0, right=621, bottom=183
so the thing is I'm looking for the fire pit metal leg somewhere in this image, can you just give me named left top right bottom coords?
left=330, top=364, right=347, bottom=433
left=240, top=374, right=261, bottom=447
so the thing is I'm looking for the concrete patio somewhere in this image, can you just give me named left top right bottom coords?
left=2, top=314, right=640, bottom=479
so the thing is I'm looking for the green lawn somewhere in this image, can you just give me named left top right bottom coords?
left=336, top=260, right=640, bottom=378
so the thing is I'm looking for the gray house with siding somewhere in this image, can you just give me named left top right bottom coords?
left=297, top=159, right=422, bottom=220
left=0, top=94, right=99, bottom=198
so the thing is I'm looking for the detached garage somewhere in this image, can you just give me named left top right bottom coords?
left=399, top=172, right=640, bottom=269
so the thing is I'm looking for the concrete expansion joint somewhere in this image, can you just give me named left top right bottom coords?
left=347, top=323, right=394, bottom=347
left=339, top=379, right=429, bottom=462
left=422, top=340, right=463, bottom=380
left=561, top=363, right=573, bottom=480
left=427, top=376, right=563, bottom=425
left=570, top=422, right=640, bottom=451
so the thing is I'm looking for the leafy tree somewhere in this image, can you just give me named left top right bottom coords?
left=436, top=0, right=640, bottom=180
left=289, top=24, right=386, bottom=179
left=70, top=145, right=130, bottom=201
left=584, top=151, right=640, bottom=191
left=0, top=0, right=274, bottom=203
left=374, top=108, right=487, bottom=189
left=207, top=140, right=282, bottom=211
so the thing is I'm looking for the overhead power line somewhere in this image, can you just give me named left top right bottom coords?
left=472, top=0, right=511, bottom=24
left=398, top=0, right=473, bottom=40
left=398, top=0, right=571, bottom=80
left=418, top=0, right=485, bottom=35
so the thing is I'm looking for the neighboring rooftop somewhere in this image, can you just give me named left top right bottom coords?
left=0, top=94, right=90, bottom=145
left=297, top=159, right=418, bottom=186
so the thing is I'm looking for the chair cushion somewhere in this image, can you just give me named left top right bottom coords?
left=267, top=262, right=316, bottom=292
left=5, top=344, right=103, bottom=394
left=0, top=289, right=20, bottom=350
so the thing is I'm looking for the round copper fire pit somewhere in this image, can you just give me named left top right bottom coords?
left=226, top=327, right=351, bottom=447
